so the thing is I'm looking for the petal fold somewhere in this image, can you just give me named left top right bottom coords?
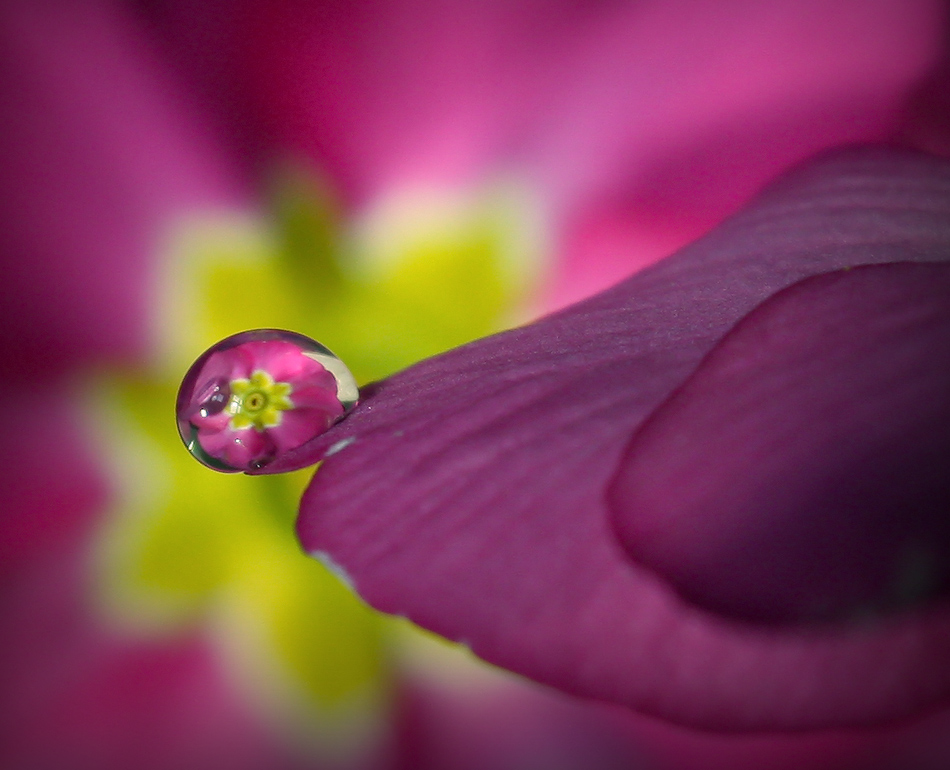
left=609, top=262, right=950, bottom=624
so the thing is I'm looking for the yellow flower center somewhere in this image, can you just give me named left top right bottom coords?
left=227, top=370, right=294, bottom=431
left=245, top=391, right=267, bottom=412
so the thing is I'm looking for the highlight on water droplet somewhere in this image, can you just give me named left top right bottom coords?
left=176, top=329, right=359, bottom=473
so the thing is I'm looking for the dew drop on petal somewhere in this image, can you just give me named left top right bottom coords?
left=176, top=329, right=359, bottom=473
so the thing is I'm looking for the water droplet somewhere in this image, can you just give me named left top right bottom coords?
left=176, top=329, right=359, bottom=473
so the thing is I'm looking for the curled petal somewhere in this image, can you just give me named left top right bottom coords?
left=275, top=147, right=950, bottom=729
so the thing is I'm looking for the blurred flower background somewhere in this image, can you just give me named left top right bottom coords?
left=3, top=1, right=950, bottom=768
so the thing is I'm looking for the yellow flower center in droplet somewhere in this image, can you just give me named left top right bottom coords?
left=227, top=370, right=294, bottom=431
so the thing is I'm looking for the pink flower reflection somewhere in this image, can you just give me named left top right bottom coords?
left=179, top=335, right=348, bottom=472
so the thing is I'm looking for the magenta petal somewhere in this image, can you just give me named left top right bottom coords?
left=609, top=262, right=950, bottom=624
left=201, top=345, right=256, bottom=383
left=267, top=379, right=345, bottom=454
left=288, top=381, right=345, bottom=414
left=140, top=0, right=941, bottom=212
left=236, top=340, right=313, bottom=383
left=268, top=409, right=339, bottom=455
left=280, top=148, right=950, bottom=731
left=199, top=426, right=271, bottom=470
left=189, top=409, right=230, bottom=435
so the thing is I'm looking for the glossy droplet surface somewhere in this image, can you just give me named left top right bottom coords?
left=176, top=330, right=358, bottom=473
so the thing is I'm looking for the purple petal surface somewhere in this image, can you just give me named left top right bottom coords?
left=278, top=147, right=950, bottom=730
left=610, top=262, right=950, bottom=624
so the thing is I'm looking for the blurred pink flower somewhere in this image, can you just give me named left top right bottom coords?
left=0, top=3, right=313, bottom=768
left=4, top=0, right=950, bottom=768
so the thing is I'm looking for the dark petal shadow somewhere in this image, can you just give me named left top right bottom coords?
left=270, top=147, right=950, bottom=730
left=609, top=262, right=950, bottom=624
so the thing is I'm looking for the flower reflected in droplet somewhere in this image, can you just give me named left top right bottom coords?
left=227, top=370, right=294, bottom=431
left=178, top=331, right=356, bottom=473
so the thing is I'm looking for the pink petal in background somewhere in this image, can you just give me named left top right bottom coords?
left=134, top=0, right=945, bottom=310
left=0, top=0, right=244, bottom=380
left=0, top=3, right=302, bottom=767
